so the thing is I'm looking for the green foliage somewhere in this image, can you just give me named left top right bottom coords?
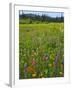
left=19, top=23, right=64, bottom=79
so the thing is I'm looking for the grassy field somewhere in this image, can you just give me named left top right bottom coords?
left=19, top=23, right=64, bottom=79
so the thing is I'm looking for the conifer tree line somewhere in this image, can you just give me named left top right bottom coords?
left=19, top=12, right=64, bottom=24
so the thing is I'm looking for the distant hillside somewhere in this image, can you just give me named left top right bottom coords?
left=19, top=13, right=64, bottom=24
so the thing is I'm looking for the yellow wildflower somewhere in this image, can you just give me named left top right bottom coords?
left=32, top=73, right=36, bottom=77
left=40, top=73, right=43, bottom=77
left=48, top=64, right=52, bottom=67
left=59, top=72, right=63, bottom=75
left=41, top=77, right=44, bottom=78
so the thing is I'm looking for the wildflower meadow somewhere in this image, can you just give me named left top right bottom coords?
left=19, top=11, right=64, bottom=79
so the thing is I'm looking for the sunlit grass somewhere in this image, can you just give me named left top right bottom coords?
left=19, top=23, right=64, bottom=79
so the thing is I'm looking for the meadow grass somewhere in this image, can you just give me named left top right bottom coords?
left=19, top=23, right=64, bottom=79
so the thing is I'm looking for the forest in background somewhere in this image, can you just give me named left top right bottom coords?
left=19, top=13, right=64, bottom=24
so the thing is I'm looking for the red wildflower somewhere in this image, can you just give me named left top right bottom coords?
left=32, top=58, right=36, bottom=66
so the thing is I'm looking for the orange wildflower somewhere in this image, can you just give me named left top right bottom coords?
left=26, top=66, right=35, bottom=73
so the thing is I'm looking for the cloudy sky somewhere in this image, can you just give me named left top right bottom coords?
left=19, top=10, right=64, bottom=18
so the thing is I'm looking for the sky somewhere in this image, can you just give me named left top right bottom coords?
left=19, top=10, right=64, bottom=18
